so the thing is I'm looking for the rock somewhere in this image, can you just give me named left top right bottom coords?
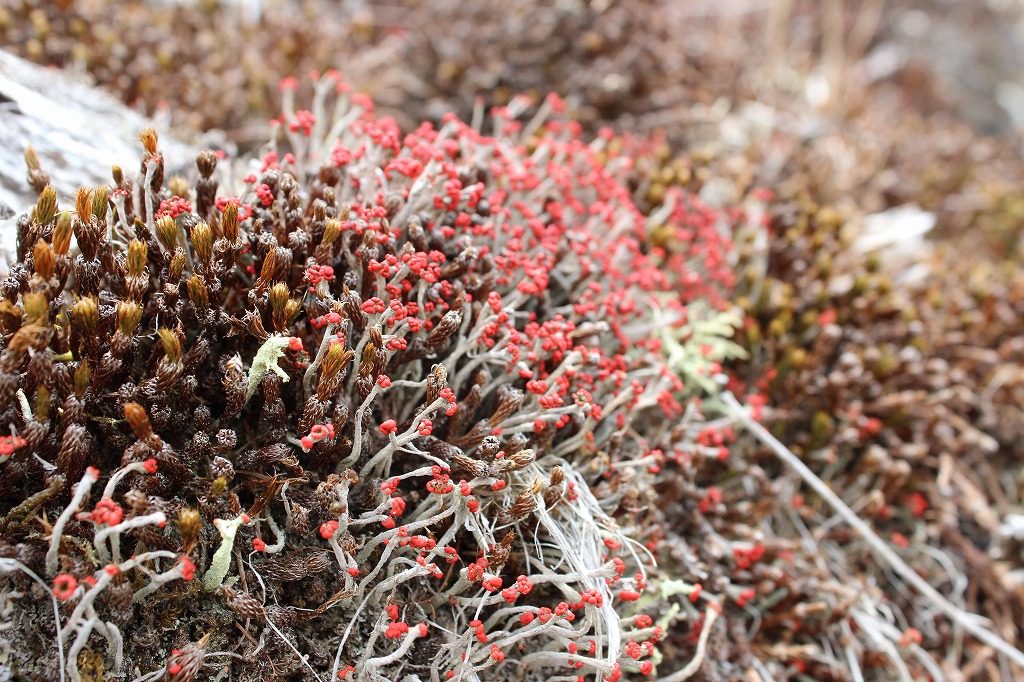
left=0, top=49, right=194, bottom=276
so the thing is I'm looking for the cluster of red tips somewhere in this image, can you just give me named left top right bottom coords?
left=319, top=519, right=339, bottom=540
left=382, top=605, right=428, bottom=640
left=500, top=575, right=535, bottom=603
left=306, top=264, right=335, bottom=286
left=179, top=556, right=196, bottom=581
left=155, top=196, right=192, bottom=219
left=0, top=434, right=27, bottom=459
left=618, top=589, right=641, bottom=602
left=389, top=497, right=406, bottom=517
left=579, top=589, right=603, bottom=607
left=732, top=542, right=766, bottom=570
left=426, top=466, right=454, bottom=494
left=905, top=491, right=929, bottom=518
left=310, top=311, right=343, bottom=328
left=77, top=498, right=125, bottom=526
left=698, top=486, right=722, bottom=514
left=300, top=421, right=335, bottom=451
left=52, top=574, right=78, bottom=601
left=361, top=297, right=387, bottom=314
left=466, top=557, right=490, bottom=582
left=255, top=183, right=274, bottom=206
left=469, top=619, right=488, bottom=643
left=384, top=621, right=408, bottom=639
left=289, top=110, right=316, bottom=136
left=735, top=587, right=756, bottom=607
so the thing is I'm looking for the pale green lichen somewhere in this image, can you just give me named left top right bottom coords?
left=636, top=578, right=701, bottom=627
left=246, top=334, right=293, bottom=402
left=658, top=301, right=748, bottom=394
left=202, top=515, right=246, bottom=591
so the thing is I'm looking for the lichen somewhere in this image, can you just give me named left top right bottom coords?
left=245, top=335, right=293, bottom=402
